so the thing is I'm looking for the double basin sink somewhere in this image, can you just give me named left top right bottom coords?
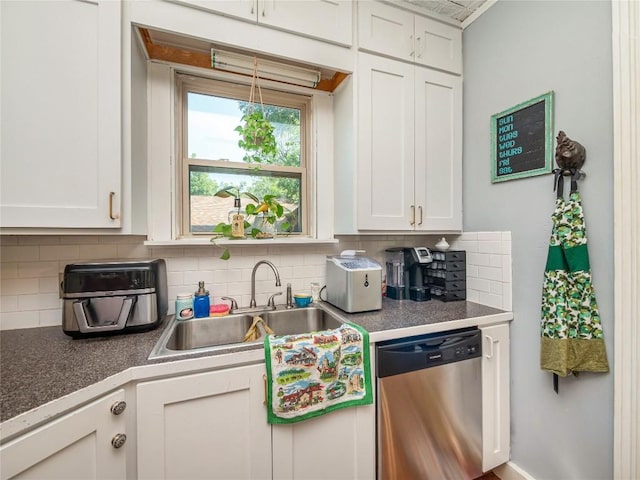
left=149, top=304, right=345, bottom=359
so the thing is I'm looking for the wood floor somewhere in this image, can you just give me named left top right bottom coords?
left=476, top=472, right=500, bottom=480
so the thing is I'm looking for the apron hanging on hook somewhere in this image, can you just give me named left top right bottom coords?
left=540, top=131, right=609, bottom=393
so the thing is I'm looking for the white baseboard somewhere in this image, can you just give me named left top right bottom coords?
left=494, top=462, right=536, bottom=480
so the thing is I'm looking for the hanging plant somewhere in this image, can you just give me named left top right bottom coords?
left=234, top=56, right=278, bottom=164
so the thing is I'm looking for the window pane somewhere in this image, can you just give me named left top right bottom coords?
left=189, top=165, right=302, bottom=234
left=187, top=92, right=301, bottom=167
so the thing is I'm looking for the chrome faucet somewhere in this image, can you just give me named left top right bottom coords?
left=250, top=260, right=282, bottom=308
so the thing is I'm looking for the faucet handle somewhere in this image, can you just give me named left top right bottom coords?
left=221, top=296, right=239, bottom=312
left=267, top=292, right=283, bottom=308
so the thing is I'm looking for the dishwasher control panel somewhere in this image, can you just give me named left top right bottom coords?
left=376, top=327, right=481, bottom=377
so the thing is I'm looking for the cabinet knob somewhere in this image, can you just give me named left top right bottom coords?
left=111, top=433, right=127, bottom=449
left=110, top=400, right=127, bottom=415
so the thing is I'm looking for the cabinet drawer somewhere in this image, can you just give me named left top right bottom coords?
left=429, top=288, right=466, bottom=302
left=427, top=277, right=466, bottom=291
left=431, top=250, right=466, bottom=262
left=425, top=269, right=466, bottom=282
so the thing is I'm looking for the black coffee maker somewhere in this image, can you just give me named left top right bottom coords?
left=385, top=247, right=433, bottom=301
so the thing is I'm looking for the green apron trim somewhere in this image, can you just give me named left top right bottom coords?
left=545, top=244, right=590, bottom=272
left=563, top=244, right=591, bottom=272
left=545, top=245, right=567, bottom=271
left=540, top=336, right=609, bottom=377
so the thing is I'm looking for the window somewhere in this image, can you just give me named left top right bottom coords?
left=177, top=74, right=311, bottom=237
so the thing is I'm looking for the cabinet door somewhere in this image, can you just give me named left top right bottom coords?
left=414, top=16, right=462, bottom=74
left=261, top=0, right=353, bottom=47
left=0, top=0, right=121, bottom=228
left=358, top=1, right=414, bottom=61
left=481, top=323, right=511, bottom=471
left=137, top=364, right=272, bottom=480
left=272, top=404, right=376, bottom=479
left=164, top=0, right=256, bottom=21
left=414, top=67, right=462, bottom=231
left=357, top=53, right=415, bottom=231
left=0, top=390, right=127, bottom=480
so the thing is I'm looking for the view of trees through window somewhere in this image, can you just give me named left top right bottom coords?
left=184, top=87, right=306, bottom=235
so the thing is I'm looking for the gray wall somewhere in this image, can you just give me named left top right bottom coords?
left=463, top=2, right=614, bottom=479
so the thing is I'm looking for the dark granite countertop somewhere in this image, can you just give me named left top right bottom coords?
left=0, top=300, right=509, bottom=424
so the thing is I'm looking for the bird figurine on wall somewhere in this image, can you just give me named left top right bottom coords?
left=555, top=130, right=586, bottom=173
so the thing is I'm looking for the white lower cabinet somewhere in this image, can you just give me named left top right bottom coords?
left=272, top=404, right=376, bottom=480
left=136, top=363, right=272, bottom=480
left=0, top=390, right=127, bottom=480
left=136, top=362, right=376, bottom=480
left=481, top=323, right=511, bottom=471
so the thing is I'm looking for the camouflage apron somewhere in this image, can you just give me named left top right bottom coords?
left=540, top=174, right=609, bottom=381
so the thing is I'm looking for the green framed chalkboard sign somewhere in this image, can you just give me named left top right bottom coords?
left=491, top=91, right=554, bottom=183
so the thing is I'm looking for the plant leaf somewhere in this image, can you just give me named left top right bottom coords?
left=220, top=248, right=231, bottom=260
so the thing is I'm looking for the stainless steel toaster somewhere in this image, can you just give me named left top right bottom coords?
left=325, top=254, right=382, bottom=313
left=62, top=259, right=168, bottom=338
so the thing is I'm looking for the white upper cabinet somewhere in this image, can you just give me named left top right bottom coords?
left=413, top=15, right=462, bottom=74
left=414, top=67, right=462, bottom=231
left=165, top=0, right=353, bottom=46
left=358, top=0, right=462, bottom=74
left=357, top=54, right=415, bottom=230
left=357, top=52, right=462, bottom=232
left=0, top=0, right=122, bottom=229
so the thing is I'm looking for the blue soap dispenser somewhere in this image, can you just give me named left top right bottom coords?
left=193, top=281, right=210, bottom=318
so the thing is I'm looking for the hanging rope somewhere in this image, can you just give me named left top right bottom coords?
left=248, top=56, right=265, bottom=114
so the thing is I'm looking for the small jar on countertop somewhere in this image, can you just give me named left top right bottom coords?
left=175, top=293, right=194, bottom=320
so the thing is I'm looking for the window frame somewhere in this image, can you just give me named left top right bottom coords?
left=176, top=73, right=313, bottom=238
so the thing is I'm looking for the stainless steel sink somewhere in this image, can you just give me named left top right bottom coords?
left=262, top=307, right=343, bottom=336
left=149, top=304, right=345, bottom=359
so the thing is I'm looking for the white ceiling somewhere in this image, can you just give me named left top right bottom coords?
left=400, top=0, right=490, bottom=22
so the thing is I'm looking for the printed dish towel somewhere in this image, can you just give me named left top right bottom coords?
left=264, top=322, right=373, bottom=424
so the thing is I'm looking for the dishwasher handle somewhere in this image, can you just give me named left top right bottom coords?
left=376, top=328, right=481, bottom=378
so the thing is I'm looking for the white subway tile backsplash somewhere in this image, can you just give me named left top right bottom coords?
left=468, top=277, right=491, bottom=293
left=478, top=291, right=503, bottom=309
left=468, top=252, right=492, bottom=267
left=0, top=246, right=40, bottom=262
left=1, top=263, right=18, bottom=280
left=477, top=266, right=503, bottom=282
left=477, top=232, right=503, bottom=241
left=477, top=241, right=502, bottom=254
left=0, top=296, right=18, bottom=312
left=18, top=261, right=59, bottom=278
left=502, top=283, right=513, bottom=311
left=40, top=245, right=79, bottom=261
left=40, top=309, right=62, bottom=327
left=2, top=278, right=39, bottom=296
left=0, top=231, right=513, bottom=329
left=39, top=277, right=61, bottom=294
left=0, top=311, right=39, bottom=330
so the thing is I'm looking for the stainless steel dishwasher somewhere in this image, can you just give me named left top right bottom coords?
left=376, top=327, right=483, bottom=479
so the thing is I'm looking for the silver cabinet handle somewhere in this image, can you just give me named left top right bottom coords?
left=416, top=36, right=423, bottom=58
left=418, top=206, right=423, bottom=225
left=112, top=433, right=127, bottom=449
left=110, top=401, right=127, bottom=416
left=410, top=205, right=416, bottom=226
left=109, top=191, right=119, bottom=220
